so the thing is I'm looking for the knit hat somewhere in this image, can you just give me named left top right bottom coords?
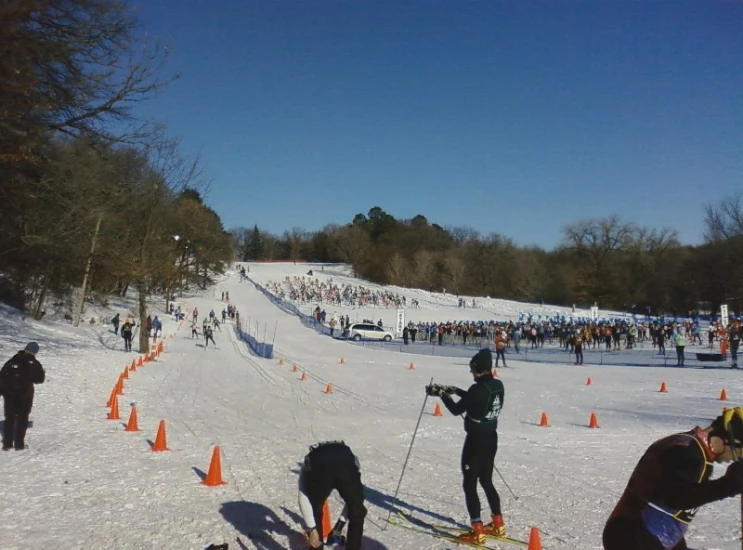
left=24, top=342, right=39, bottom=354
left=469, top=348, right=492, bottom=374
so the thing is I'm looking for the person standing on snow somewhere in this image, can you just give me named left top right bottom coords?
left=603, top=407, right=743, bottom=550
left=111, top=313, right=120, bottom=335
left=0, top=342, right=45, bottom=450
left=121, top=319, right=135, bottom=352
left=297, top=441, right=367, bottom=550
left=426, top=348, right=506, bottom=544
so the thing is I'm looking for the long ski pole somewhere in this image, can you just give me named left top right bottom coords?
left=494, top=465, right=519, bottom=501
left=724, top=412, right=742, bottom=550
left=383, top=377, right=434, bottom=530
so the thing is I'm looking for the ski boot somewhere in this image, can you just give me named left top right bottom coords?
left=484, top=514, right=505, bottom=537
left=456, top=521, right=485, bottom=545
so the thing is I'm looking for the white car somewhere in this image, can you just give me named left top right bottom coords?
left=347, top=323, right=394, bottom=342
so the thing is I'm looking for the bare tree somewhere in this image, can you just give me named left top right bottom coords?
left=563, top=215, right=636, bottom=269
left=335, top=225, right=371, bottom=277
left=513, top=252, right=546, bottom=302
left=563, top=215, right=636, bottom=304
left=385, top=253, right=408, bottom=286
left=704, top=192, right=743, bottom=242
left=0, top=0, right=175, bottom=144
left=444, top=254, right=466, bottom=292
left=413, top=250, right=435, bottom=288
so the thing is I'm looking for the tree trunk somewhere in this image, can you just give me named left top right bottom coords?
left=73, top=212, right=103, bottom=327
left=33, top=276, right=49, bottom=320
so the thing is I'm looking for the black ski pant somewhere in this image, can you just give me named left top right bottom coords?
left=603, top=516, right=674, bottom=550
left=575, top=346, right=583, bottom=365
left=461, top=431, right=501, bottom=521
left=495, top=349, right=506, bottom=366
left=305, top=450, right=367, bottom=550
left=2, top=392, right=33, bottom=449
left=123, top=335, right=132, bottom=352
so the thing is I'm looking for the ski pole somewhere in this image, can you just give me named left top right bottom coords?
left=724, top=409, right=742, bottom=550
left=383, top=377, right=434, bottom=530
left=494, top=465, right=519, bottom=501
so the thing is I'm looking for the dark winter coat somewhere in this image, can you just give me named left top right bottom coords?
left=0, top=351, right=45, bottom=400
left=441, top=374, right=504, bottom=437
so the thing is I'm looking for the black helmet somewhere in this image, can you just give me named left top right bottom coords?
left=469, top=349, right=493, bottom=374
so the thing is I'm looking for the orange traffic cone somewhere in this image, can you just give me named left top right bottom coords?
left=300, top=372, right=307, bottom=381
left=321, top=501, right=332, bottom=537
left=106, top=386, right=117, bottom=408
left=492, top=369, right=498, bottom=377
left=157, top=342, right=163, bottom=354
left=278, top=359, right=284, bottom=366
left=130, top=360, right=137, bottom=372
left=291, top=364, right=298, bottom=372
left=324, top=383, right=333, bottom=394
left=116, top=376, right=124, bottom=396
left=539, top=412, right=549, bottom=427
left=586, top=377, right=592, bottom=386
left=408, top=362, right=415, bottom=370
left=124, top=405, right=140, bottom=432
left=202, top=446, right=227, bottom=486
left=122, top=366, right=129, bottom=380
left=137, top=356, right=143, bottom=367
left=107, top=394, right=120, bottom=420
left=589, top=412, right=599, bottom=428
left=527, top=526, right=542, bottom=550
left=720, top=389, right=728, bottom=401
left=151, top=420, right=169, bottom=451
left=659, top=381, right=668, bottom=393
left=339, top=357, right=345, bottom=364
left=433, top=403, right=443, bottom=417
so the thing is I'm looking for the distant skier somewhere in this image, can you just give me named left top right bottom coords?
left=190, top=321, right=199, bottom=340
left=426, top=348, right=506, bottom=544
left=111, top=313, right=120, bottom=335
left=204, top=326, right=216, bottom=348
left=297, top=441, right=366, bottom=550
left=603, top=407, right=743, bottom=550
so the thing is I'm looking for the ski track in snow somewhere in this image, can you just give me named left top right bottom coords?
left=0, top=264, right=741, bottom=549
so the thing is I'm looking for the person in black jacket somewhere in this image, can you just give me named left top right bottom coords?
left=297, top=441, right=366, bottom=549
left=603, top=406, right=743, bottom=550
left=426, top=348, right=506, bottom=544
left=0, top=342, right=46, bottom=450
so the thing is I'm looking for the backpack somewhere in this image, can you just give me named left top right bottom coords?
left=0, top=357, right=26, bottom=394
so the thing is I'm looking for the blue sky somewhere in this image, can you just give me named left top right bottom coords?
left=132, top=1, right=742, bottom=249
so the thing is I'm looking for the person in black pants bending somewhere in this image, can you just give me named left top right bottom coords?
left=298, top=441, right=367, bottom=549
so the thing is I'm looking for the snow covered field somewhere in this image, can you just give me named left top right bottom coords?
left=1, top=263, right=741, bottom=550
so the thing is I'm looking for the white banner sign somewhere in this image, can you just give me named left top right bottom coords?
left=721, top=304, right=729, bottom=327
left=396, top=308, right=406, bottom=338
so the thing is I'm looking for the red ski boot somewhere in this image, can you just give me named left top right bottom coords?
left=456, top=521, right=485, bottom=545
left=483, top=514, right=505, bottom=537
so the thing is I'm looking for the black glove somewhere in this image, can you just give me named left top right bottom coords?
left=725, top=461, right=743, bottom=493
left=425, top=384, right=458, bottom=397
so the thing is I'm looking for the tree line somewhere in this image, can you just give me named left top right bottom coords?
left=232, top=198, right=743, bottom=317
left=1, top=1, right=233, bottom=352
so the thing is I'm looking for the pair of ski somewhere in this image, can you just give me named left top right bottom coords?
left=384, top=511, right=527, bottom=549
